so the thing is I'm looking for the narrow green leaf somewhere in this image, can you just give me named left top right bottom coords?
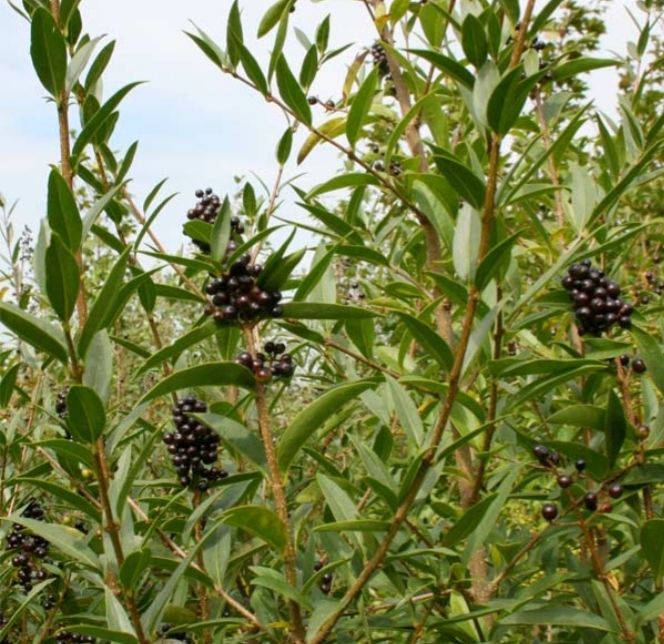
left=0, top=302, right=68, bottom=362
left=47, top=169, right=82, bottom=251
left=278, top=380, right=376, bottom=470
left=210, top=197, right=232, bottom=263
left=397, top=313, right=453, bottom=371
left=433, top=155, right=486, bottom=209
left=140, top=363, right=255, bottom=403
left=461, top=14, right=487, bottom=68
left=641, top=519, right=664, bottom=583
left=258, top=0, right=289, bottom=38
left=347, top=68, right=378, bottom=147
left=407, top=49, right=474, bottom=88
left=276, top=54, right=312, bottom=125
left=281, top=302, right=376, bottom=320
left=604, top=390, right=627, bottom=467
left=500, top=607, right=613, bottom=631
left=632, top=327, right=664, bottom=397
left=30, top=8, right=66, bottom=95
left=67, top=385, right=106, bottom=443
left=307, top=173, right=379, bottom=199
left=45, top=234, right=80, bottom=322
left=7, top=517, right=100, bottom=569
left=221, top=505, right=287, bottom=551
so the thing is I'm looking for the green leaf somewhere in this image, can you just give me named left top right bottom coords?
left=140, top=363, right=255, bottom=403
left=210, top=196, right=232, bottom=263
left=66, top=35, right=102, bottom=94
left=453, top=205, right=481, bottom=281
left=407, top=49, right=474, bottom=89
left=45, top=233, right=80, bottom=322
left=276, top=54, right=312, bottom=125
left=307, top=172, right=379, bottom=199
left=604, top=390, right=627, bottom=467
left=443, top=494, right=497, bottom=547
left=67, top=385, right=106, bottom=443
left=47, top=169, right=82, bottom=251
left=347, top=68, right=378, bottom=148
left=461, top=14, right=487, bottom=68
left=7, top=517, right=100, bottom=569
left=14, top=477, right=100, bottom=521
left=137, top=321, right=217, bottom=376
left=71, top=82, right=143, bottom=165
left=260, top=248, right=305, bottom=291
left=397, top=313, right=453, bottom=371
left=220, top=506, right=287, bottom=552
left=276, top=127, right=293, bottom=164
left=317, top=474, right=357, bottom=521
left=83, top=331, right=113, bottom=404
left=0, top=302, right=68, bottom=363
left=386, top=376, right=423, bottom=447
left=37, top=438, right=95, bottom=468
left=297, top=117, right=347, bottom=164
left=475, top=231, right=520, bottom=290
left=547, top=405, right=605, bottom=430
left=30, top=8, right=66, bottom=96
left=313, top=519, right=390, bottom=532
left=257, top=0, right=289, bottom=38
left=487, top=66, right=543, bottom=135
left=632, top=327, right=664, bottom=397
left=226, top=0, right=243, bottom=68
left=196, top=414, right=267, bottom=470
left=500, top=607, right=613, bottom=631
left=119, top=548, right=151, bottom=589
left=278, top=380, right=375, bottom=471
left=553, top=57, right=619, bottom=81
left=299, top=44, right=318, bottom=89
left=0, top=579, right=55, bottom=641
left=237, top=39, right=268, bottom=95
left=281, top=302, right=377, bottom=320
left=0, top=363, right=21, bottom=407
left=252, top=570, right=312, bottom=609
left=79, top=246, right=131, bottom=356
left=641, top=519, right=664, bottom=583
left=433, top=155, right=486, bottom=209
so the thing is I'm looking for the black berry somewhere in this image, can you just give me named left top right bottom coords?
left=583, top=492, right=598, bottom=511
left=608, top=483, right=623, bottom=499
left=541, top=503, right=558, bottom=521
left=632, top=358, right=647, bottom=374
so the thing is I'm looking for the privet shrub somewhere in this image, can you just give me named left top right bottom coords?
left=0, top=0, right=663, bottom=642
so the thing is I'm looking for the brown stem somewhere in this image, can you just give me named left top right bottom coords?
left=243, top=327, right=305, bottom=643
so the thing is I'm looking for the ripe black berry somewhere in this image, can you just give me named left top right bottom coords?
left=557, top=474, right=573, bottom=489
left=583, top=492, right=598, bottom=511
left=619, top=354, right=630, bottom=367
left=533, top=444, right=549, bottom=463
left=541, top=503, right=558, bottom=521
left=632, top=358, right=647, bottom=374
left=575, top=459, right=586, bottom=472
left=608, top=483, right=623, bottom=499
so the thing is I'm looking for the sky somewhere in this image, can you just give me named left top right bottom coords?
left=0, top=0, right=644, bottom=256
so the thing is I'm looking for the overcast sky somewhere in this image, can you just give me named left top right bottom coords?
left=0, top=0, right=643, bottom=254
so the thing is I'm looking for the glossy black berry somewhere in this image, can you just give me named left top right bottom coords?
left=575, top=459, right=586, bottom=472
left=632, top=358, right=647, bottom=374
left=583, top=492, right=598, bottom=511
left=557, top=474, right=573, bottom=489
left=541, top=503, right=558, bottom=521
left=533, top=444, right=549, bottom=463
left=608, top=483, right=623, bottom=499
left=619, top=354, right=630, bottom=367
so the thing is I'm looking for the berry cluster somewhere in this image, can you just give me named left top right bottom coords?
left=373, top=160, right=402, bottom=176
left=55, top=633, right=95, bottom=643
left=370, top=42, right=390, bottom=77
left=314, top=560, right=333, bottom=595
left=562, top=260, right=634, bottom=336
left=157, top=625, right=193, bottom=643
left=533, top=445, right=625, bottom=521
left=55, top=390, right=68, bottom=419
left=204, top=255, right=283, bottom=324
left=235, top=342, right=295, bottom=383
left=163, top=397, right=227, bottom=490
left=619, top=354, right=647, bottom=374
left=6, top=500, right=50, bottom=592
left=185, top=188, right=245, bottom=254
